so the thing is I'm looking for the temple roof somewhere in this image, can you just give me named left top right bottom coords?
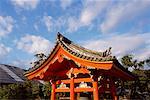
left=25, top=33, right=115, bottom=74
left=24, top=32, right=136, bottom=80
left=56, top=33, right=114, bottom=61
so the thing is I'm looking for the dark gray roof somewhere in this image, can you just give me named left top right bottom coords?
left=0, top=64, right=26, bottom=84
left=57, top=33, right=114, bottom=61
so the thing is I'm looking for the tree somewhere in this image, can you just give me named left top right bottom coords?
left=121, top=54, right=145, bottom=70
left=121, top=54, right=150, bottom=99
left=30, top=53, right=47, bottom=68
left=0, top=81, right=51, bottom=99
left=145, top=57, right=150, bottom=67
left=0, top=81, right=33, bottom=99
left=121, top=54, right=134, bottom=69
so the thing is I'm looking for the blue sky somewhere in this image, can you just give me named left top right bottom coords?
left=0, top=0, right=150, bottom=69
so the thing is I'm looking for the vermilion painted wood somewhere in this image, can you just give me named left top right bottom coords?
left=70, top=78, right=74, bottom=100
left=25, top=34, right=135, bottom=100
left=25, top=45, right=114, bottom=80
left=56, top=78, right=93, bottom=84
left=55, top=88, right=94, bottom=93
left=51, top=82, right=56, bottom=100
left=55, top=88, right=70, bottom=92
left=74, top=88, right=94, bottom=92
left=93, top=81, right=99, bottom=100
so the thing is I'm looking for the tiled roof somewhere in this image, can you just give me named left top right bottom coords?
left=24, top=33, right=136, bottom=80
left=0, top=64, right=26, bottom=84
left=25, top=33, right=116, bottom=74
left=57, top=33, right=115, bottom=61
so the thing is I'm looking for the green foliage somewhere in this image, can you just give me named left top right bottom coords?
left=0, top=82, right=32, bottom=99
left=121, top=54, right=146, bottom=70
left=121, top=54, right=150, bottom=99
left=42, top=82, right=51, bottom=98
left=0, top=81, right=51, bottom=99
left=146, top=57, right=150, bottom=67
left=30, top=53, right=47, bottom=68
left=121, top=54, right=134, bottom=68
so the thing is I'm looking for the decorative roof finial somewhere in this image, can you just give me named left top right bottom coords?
left=107, top=47, right=112, bottom=56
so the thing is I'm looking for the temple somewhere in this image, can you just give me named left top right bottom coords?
left=25, top=32, right=135, bottom=100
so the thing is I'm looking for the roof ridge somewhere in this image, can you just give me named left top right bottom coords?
left=0, top=64, right=26, bottom=70
left=25, top=32, right=115, bottom=74
left=57, top=32, right=113, bottom=58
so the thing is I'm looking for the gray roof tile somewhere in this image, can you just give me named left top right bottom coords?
left=0, top=64, right=26, bottom=84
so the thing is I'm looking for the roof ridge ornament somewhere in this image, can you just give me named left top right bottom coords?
left=57, top=32, right=62, bottom=41
left=103, top=47, right=112, bottom=57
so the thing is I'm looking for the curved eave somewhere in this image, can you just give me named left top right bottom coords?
left=25, top=32, right=114, bottom=75
left=57, top=33, right=114, bottom=62
left=62, top=45, right=136, bottom=80
left=113, top=59, right=136, bottom=80
left=60, top=44, right=114, bottom=70
left=25, top=42, right=114, bottom=80
left=24, top=43, right=60, bottom=78
left=25, top=33, right=135, bottom=81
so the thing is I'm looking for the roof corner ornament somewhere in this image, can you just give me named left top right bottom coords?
left=103, top=47, right=112, bottom=57
left=108, top=47, right=112, bottom=55
left=57, top=32, right=61, bottom=37
left=57, top=32, right=63, bottom=41
left=57, top=32, right=62, bottom=41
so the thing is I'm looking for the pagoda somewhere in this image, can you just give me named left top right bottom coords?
left=25, top=32, right=135, bottom=100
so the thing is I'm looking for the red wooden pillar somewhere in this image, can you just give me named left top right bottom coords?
left=112, top=84, right=118, bottom=100
left=110, top=79, right=118, bottom=100
left=93, top=81, right=99, bottom=100
left=112, top=87, right=117, bottom=100
left=51, top=82, right=56, bottom=100
left=70, top=77, right=74, bottom=100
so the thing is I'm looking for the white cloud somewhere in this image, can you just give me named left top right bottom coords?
left=11, top=0, right=40, bottom=10
left=67, top=0, right=109, bottom=32
left=60, top=0, right=73, bottom=10
left=0, top=44, right=11, bottom=59
left=67, top=17, right=79, bottom=32
left=134, top=46, right=150, bottom=60
left=16, top=35, right=53, bottom=54
left=11, top=59, right=31, bottom=69
left=82, top=33, right=150, bottom=60
left=80, top=0, right=109, bottom=26
left=43, top=15, right=53, bottom=32
left=0, top=16, right=14, bottom=38
left=42, top=15, right=68, bottom=32
left=100, top=0, right=150, bottom=33
left=55, top=16, right=68, bottom=30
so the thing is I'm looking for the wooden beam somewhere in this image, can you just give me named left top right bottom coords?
left=56, top=78, right=93, bottom=84
left=74, top=88, right=93, bottom=92
left=55, top=88, right=70, bottom=92
left=74, top=78, right=93, bottom=83
left=56, top=79, right=70, bottom=84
